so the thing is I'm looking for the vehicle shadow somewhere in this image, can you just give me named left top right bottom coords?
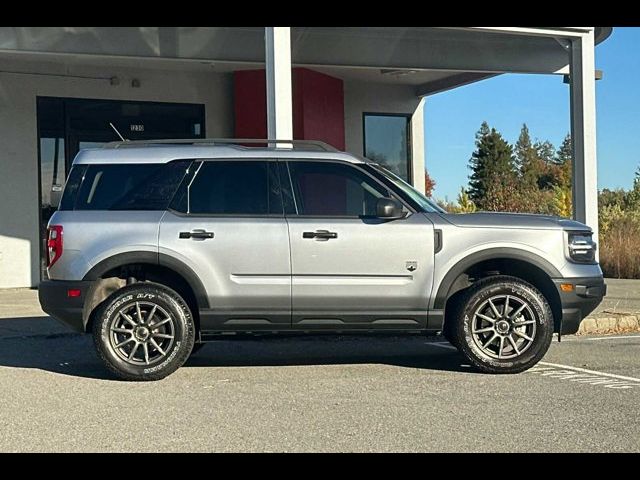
left=185, top=336, right=470, bottom=372
left=0, top=316, right=472, bottom=381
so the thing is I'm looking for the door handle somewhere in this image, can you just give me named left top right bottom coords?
left=179, top=230, right=214, bottom=240
left=303, top=230, right=338, bottom=240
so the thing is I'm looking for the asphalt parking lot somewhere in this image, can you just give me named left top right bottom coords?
left=0, top=289, right=639, bottom=452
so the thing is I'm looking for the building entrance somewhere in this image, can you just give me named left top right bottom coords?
left=37, top=97, right=205, bottom=278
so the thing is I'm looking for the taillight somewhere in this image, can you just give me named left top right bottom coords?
left=47, top=225, right=63, bottom=268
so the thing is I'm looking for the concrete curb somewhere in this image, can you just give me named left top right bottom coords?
left=578, top=313, right=640, bottom=335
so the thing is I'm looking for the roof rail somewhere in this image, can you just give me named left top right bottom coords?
left=102, top=138, right=339, bottom=152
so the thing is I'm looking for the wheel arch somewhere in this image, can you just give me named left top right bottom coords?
left=81, top=251, right=209, bottom=333
left=435, top=248, right=562, bottom=332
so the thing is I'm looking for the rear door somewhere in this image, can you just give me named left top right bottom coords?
left=158, top=159, right=291, bottom=332
left=283, top=160, right=435, bottom=330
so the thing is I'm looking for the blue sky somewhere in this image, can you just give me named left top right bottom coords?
left=424, top=27, right=640, bottom=202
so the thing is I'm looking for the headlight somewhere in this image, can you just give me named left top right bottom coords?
left=567, top=231, right=597, bottom=263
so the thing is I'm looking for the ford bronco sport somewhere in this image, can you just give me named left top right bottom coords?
left=38, top=139, right=606, bottom=381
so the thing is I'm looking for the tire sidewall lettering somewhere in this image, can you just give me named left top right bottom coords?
left=94, top=283, right=194, bottom=381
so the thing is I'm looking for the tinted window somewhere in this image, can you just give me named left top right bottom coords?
left=59, top=165, right=87, bottom=211
left=188, top=161, right=282, bottom=215
left=287, top=162, right=389, bottom=216
left=67, top=161, right=191, bottom=211
left=364, top=164, right=444, bottom=213
left=169, top=161, right=201, bottom=213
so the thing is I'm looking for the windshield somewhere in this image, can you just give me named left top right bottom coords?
left=367, top=164, right=445, bottom=213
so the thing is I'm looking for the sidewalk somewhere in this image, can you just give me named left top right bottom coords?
left=579, top=278, right=640, bottom=335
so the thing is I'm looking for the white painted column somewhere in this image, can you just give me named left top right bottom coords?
left=265, top=27, right=293, bottom=143
left=569, top=29, right=599, bottom=246
left=411, top=97, right=426, bottom=194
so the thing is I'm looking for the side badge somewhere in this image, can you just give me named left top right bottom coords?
left=406, top=261, right=418, bottom=272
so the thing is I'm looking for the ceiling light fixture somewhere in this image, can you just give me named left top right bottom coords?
left=380, top=69, right=419, bottom=77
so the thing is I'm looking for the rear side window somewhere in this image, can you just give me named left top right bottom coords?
left=62, top=161, right=192, bottom=211
left=186, top=161, right=282, bottom=215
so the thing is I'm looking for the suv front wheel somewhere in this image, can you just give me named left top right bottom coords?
left=451, top=275, right=553, bottom=374
left=92, top=283, right=195, bottom=381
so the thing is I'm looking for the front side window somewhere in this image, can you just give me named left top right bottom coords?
left=187, top=161, right=282, bottom=215
left=287, top=161, right=390, bottom=217
left=365, top=163, right=445, bottom=214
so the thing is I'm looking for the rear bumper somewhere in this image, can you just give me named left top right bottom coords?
left=38, top=280, right=94, bottom=333
left=553, top=276, right=607, bottom=335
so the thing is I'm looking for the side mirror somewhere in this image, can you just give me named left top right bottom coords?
left=376, top=197, right=406, bottom=220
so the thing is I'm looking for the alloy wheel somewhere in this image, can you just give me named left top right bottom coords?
left=109, top=301, right=176, bottom=366
left=470, top=294, right=537, bottom=360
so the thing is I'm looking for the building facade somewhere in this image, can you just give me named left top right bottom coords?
left=0, top=27, right=611, bottom=288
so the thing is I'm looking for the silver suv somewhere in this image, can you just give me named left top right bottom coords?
left=38, top=139, right=606, bottom=381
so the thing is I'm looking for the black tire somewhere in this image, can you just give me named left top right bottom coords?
left=451, top=275, right=553, bottom=374
left=92, top=282, right=195, bottom=381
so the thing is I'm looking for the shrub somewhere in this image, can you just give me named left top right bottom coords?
left=598, top=206, right=640, bottom=279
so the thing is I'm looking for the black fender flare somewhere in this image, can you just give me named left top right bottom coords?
left=83, top=251, right=209, bottom=309
left=432, top=247, right=562, bottom=310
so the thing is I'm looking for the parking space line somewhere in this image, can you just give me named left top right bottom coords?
left=425, top=342, right=639, bottom=389
left=584, top=335, right=640, bottom=341
left=538, top=361, right=640, bottom=384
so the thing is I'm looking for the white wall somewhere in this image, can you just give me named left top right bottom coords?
left=343, top=80, right=425, bottom=192
left=0, top=58, right=233, bottom=288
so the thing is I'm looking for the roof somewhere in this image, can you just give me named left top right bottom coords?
left=73, top=142, right=365, bottom=165
left=595, top=27, right=613, bottom=44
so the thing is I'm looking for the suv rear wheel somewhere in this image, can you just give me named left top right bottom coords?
left=451, top=275, right=553, bottom=374
left=92, top=283, right=195, bottom=381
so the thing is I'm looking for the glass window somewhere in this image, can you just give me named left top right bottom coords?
left=188, top=161, right=282, bottom=215
left=58, top=165, right=87, bottom=211
left=67, top=161, right=191, bottom=211
left=363, top=113, right=411, bottom=181
left=287, top=161, right=389, bottom=217
left=40, top=137, right=66, bottom=212
left=364, top=164, right=445, bottom=214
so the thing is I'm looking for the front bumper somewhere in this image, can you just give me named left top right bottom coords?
left=552, top=276, right=607, bottom=335
left=38, top=280, right=94, bottom=333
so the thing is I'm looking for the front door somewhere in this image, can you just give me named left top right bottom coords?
left=284, top=160, right=435, bottom=330
left=158, top=160, right=291, bottom=332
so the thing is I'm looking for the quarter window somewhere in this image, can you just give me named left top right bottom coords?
left=65, top=161, right=191, bottom=211
left=287, top=162, right=389, bottom=217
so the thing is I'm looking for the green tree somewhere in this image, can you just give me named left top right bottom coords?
left=533, top=140, right=558, bottom=190
left=455, top=187, right=477, bottom=213
left=554, top=134, right=573, bottom=188
left=626, top=165, right=640, bottom=208
left=556, top=133, right=572, bottom=165
left=535, top=140, right=555, bottom=164
left=515, top=124, right=540, bottom=189
left=545, top=133, right=574, bottom=216
left=468, top=122, right=516, bottom=209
